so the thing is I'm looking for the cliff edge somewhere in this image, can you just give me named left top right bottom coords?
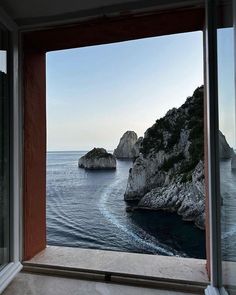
left=124, top=86, right=205, bottom=229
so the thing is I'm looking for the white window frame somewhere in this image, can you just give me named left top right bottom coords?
left=204, top=0, right=235, bottom=294
left=0, top=6, right=22, bottom=294
left=0, top=0, right=235, bottom=294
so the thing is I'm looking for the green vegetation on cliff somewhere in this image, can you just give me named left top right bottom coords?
left=140, top=86, right=204, bottom=181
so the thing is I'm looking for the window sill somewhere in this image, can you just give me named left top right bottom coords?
left=0, top=262, right=22, bottom=294
left=23, top=246, right=209, bottom=292
left=222, top=260, right=236, bottom=290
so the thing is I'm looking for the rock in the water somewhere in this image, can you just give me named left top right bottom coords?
left=124, top=86, right=206, bottom=229
left=79, top=148, right=116, bottom=170
left=219, top=131, right=234, bottom=159
left=114, top=131, right=139, bottom=159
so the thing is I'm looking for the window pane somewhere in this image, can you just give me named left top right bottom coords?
left=217, top=1, right=236, bottom=292
left=0, top=25, right=10, bottom=269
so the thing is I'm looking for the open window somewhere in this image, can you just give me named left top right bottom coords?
left=0, top=12, right=22, bottom=294
left=45, top=32, right=206, bottom=260
left=21, top=3, right=212, bottom=291
left=0, top=0, right=232, bottom=294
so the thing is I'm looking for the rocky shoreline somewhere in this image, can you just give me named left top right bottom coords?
left=123, top=86, right=234, bottom=230
left=125, top=160, right=205, bottom=229
left=124, top=87, right=206, bottom=229
left=135, top=161, right=205, bottom=229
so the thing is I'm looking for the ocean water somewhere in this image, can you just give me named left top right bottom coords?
left=47, top=151, right=206, bottom=258
left=220, top=159, right=236, bottom=261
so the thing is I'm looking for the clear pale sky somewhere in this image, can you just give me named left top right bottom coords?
left=0, top=50, right=7, bottom=73
left=46, top=31, right=205, bottom=151
left=218, top=28, right=235, bottom=148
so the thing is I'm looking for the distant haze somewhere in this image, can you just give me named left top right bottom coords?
left=47, top=32, right=204, bottom=151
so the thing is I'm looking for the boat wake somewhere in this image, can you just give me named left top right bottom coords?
left=98, top=176, right=183, bottom=256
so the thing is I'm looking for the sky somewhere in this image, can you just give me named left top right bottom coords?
left=46, top=31, right=205, bottom=151
left=0, top=50, right=7, bottom=73
left=217, top=28, right=235, bottom=148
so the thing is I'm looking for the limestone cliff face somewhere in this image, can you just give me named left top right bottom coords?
left=124, top=86, right=205, bottom=229
left=79, top=148, right=116, bottom=170
left=138, top=161, right=205, bottom=229
left=219, top=131, right=234, bottom=159
left=114, top=131, right=139, bottom=159
left=131, top=137, right=143, bottom=158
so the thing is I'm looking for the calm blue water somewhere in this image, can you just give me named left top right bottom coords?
left=47, top=151, right=206, bottom=258
left=220, top=159, right=236, bottom=261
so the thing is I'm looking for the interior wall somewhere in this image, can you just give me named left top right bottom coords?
left=23, top=49, right=46, bottom=260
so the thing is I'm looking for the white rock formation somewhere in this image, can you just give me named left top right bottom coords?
left=79, top=148, right=116, bottom=170
left=138, top=161, right=205, bottom=229
left=114, top=131, right=139, bottom=159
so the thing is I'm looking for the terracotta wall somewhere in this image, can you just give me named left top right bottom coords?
left=23, top=8, right=205, bottom=52
left=23, top=50, right=46, bottom=260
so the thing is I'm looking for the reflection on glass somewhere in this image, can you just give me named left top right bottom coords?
left=0, top=26, right=10, bottom=269
left=217, top=1, right=236, bottom=293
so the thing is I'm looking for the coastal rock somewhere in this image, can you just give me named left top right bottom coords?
left=219, top=131, right=234, bottom=159
left=131, top=137, right=143, bottom=158
left=79, top=148, right=116, bottom=170
left=114, top=131, right=139, bottom=159
left=124, top=151, right=166, bottom=200
left=124, top=86, right=206, bottom=228
left=137, top=161, right=205, bottom=229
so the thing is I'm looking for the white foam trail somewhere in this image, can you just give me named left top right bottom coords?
left=98, top=177, right=178, bottom=256
left=222, top=226, right=236, bottom=239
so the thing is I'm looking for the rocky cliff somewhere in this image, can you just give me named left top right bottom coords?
left=114, top=131, right=141, bottom=159
left=131, top=136, right=143, bottom=158
left=124, top=86, right=205, bottom=229
left=219, top=131, right=234, bottom=159
left=79, top=148, right=116, bottom=170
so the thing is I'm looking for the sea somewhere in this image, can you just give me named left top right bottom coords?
left=47, top=151, right=208, bottom=259
left=220, top=159, right=236, bottom=262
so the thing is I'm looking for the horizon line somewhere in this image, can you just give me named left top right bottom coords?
left=47, top=149, right=115, bottom=152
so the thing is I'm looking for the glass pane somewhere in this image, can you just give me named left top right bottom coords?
left=217, top=1, right=236, bottom=293
left=0, top=25, right=10, bottom=269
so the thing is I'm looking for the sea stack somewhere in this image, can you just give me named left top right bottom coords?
left=79, top=148, right=116, bottom=170
left=114, top=131, right=142, bottom=159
